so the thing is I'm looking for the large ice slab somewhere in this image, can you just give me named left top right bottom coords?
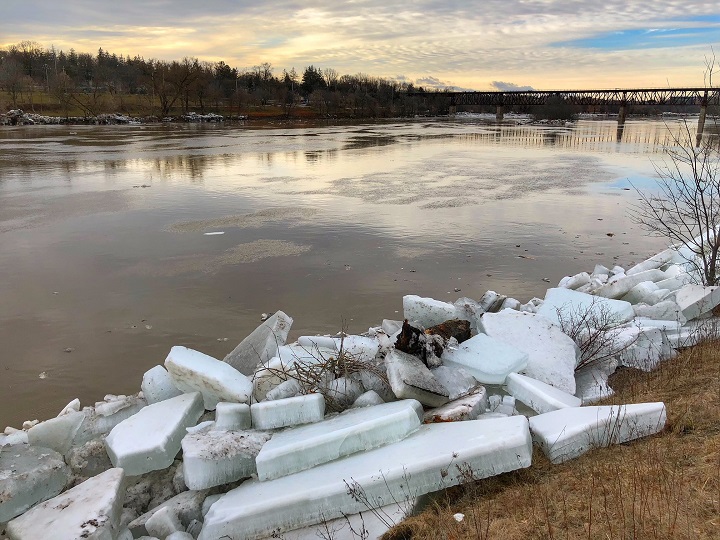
left=250, top=394, right=325, bottom=430
left=6, top=468, right=124, bottom=540
left=256, top=400, right=422, bottom=481
left=165, top=346, right=253, bottom=410
left=625, top=248, right=675, bottom=275
left=182, top=428, right=271, bottom=489
left=506, top=373, right=581, bottom=414
left=536, top=287, right=635, bottom=326
left=141, top=365, right=183, bottom=405
left=385, top=350, right=450, bottom=407
left=403, top=295, right=457, bottom=327
left=73, top=395, right=146, bottom=446
left=440, top=333, right=528, bottom=385
left=478, top=311, right=579, bottom=394
left=674, top=284, right=720, bottom=321
left=529, top=402, right=666, bottom=464
left=200, top=416, right=532, bottom=540
left=128, top=490, right=210, bottom=538
left=224, top=311, right=293, bottom=374
left=0, top=445, right=71, bottom=522
left=105, top=392, right=204, bottom=476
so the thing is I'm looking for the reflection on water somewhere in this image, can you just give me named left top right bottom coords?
left=0, top=119, right=683, bottom=427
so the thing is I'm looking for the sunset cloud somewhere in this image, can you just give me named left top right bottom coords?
left=2, top=0, right=719, bottom=89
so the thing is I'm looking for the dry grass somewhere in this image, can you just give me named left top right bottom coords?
left=384, top=339, right=720, bottom=540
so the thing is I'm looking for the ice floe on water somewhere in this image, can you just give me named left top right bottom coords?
left=3, top=236, right=719, bottom=539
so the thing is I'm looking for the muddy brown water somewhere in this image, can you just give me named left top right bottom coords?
left=0, top=118, right=689, bottom=428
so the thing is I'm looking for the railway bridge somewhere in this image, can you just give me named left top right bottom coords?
left=412, top=87, right=720, bottom=144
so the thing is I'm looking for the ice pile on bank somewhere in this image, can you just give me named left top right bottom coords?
left=3, top=240, right=717, bottom=539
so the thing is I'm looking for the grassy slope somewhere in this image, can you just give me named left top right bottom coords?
left=385, top=339, right=720, bottom=540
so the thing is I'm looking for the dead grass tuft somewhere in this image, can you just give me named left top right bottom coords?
left=384, top=339, right=720, bottom=539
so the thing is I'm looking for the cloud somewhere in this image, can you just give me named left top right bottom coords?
left=2, top=1, right=719, bottom=89
left=490, top=81, right=536, bottom=91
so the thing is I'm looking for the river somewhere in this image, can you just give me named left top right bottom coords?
left=0, top=117, right=695, bottom=427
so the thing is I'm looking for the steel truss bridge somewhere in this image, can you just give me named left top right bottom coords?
left=415, top=88, right=720, bottom=108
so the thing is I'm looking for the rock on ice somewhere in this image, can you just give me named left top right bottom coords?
left=165, top=346, right=253, bottom=410
left=105, top=392, right=204, bottom=476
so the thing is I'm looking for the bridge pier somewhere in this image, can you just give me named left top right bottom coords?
left=496, top=105, right=504, bottom=122
left=449, top=105, right=457, bottom=116
left=696, top=91, right=708, bottom=147
left=616, top=96, right=627, bottom=143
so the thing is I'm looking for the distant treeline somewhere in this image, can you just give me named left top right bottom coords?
left=0, top=41, right=453, bottom=119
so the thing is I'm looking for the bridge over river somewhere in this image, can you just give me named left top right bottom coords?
left=411, top=87, right=720, bottom=144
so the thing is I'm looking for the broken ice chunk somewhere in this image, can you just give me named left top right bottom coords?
left=250, top=393, right=325, bottom=430
left=255, top=400, right=422, bottom=481
left=224, top=311, right=293, bottom=374
left=430, top=365, right=479, bottom=400
left=265, top=379, right=302, bottom=401
left=6, top=468, right=124, bottom=540
left=617, top=327, right=673, bottom=371
left=297, top=335, right=338, bottom=350
left=529, top=403, right=666, bottom=463
left=403, top=295, right=457, bottom=327
left=351, top=390, right=385, bottom=408
left=322, top=376, right=364, bottom=410
left=536, top=287, right=634, bottom=327
left=27, top=410, right=85, bottom=455
left=145, top=505, right=184, bottom=538
left=625, top=248, right=675, bottom=276
left=332, top=335, right=380, bottom=362
left=128, top=490, right=210, bottom=538
left=506, top=373, right=581, bottom=414
left=479, top=311, right=579, bottom=394
left=385, top=350, right=449, bottom=407
left=574, top=357, right=618, bottom=404
left=165, top=346, right=253, bottom=410
left=674, top=284, right=720, bottom=321
left=0, top=445, right=71, bottom=522
left=105, top=392, right=204, bottom=476
left=142, top=365, right=183, bottom=405
left=213, top=402, right=251, bottom=431
left=440, top=333, right=528, bottom=385
left=423, top=389, right=488, bottom=423
left=182, top=428, right=271, bottom=489
left=633, top=300, right=686, bottom=323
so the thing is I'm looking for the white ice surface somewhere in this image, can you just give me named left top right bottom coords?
left=27, top=410, right=84, bottom=455
left=213, top=402, right=251, bottom=431
left=332, top=335, right=380, bottom=362
left=250, top=394, right=325, bottom=430
left=0, top=445, right=71, bottom=523
left=6, top=468, right=124, bottom=540
left=536, top=287, right=635, bottom=326
left=529, top=402, right=666, bottom=464
left=224, top=311, right=293, bottom=375
left=351, top=390, right=385, bottom=408
left=625, top=248, right=675, bottom=276
left=141, top=365, right=183, bottom=405
left=105, top=392, right=204, bottom=476
left=165, top=346, right=253, bottom=410
left=574, top=358, right=618, bottom=404
left=440, top=333, right=529, bottom=385
left=200, top=416, right=532, bottom=540
left=402, top=295, right=458, bottom=327
left=430, top=365, right=479, bottom=400
left=255, top=400, right=422, bottom=481
left=506, top=373, right=581, bottom=414
left=182, top=428, right=271, bottom=489
left=385, top=350, right=449, bottom=407
left=593, top=269, right=667, bottom=299
left=479, top=311, right=579, bottom=394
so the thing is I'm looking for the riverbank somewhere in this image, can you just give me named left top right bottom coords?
left=388, top=336, right=719, bottom=539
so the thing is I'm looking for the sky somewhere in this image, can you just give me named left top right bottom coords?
left=2, top=1, right=720, bottom=91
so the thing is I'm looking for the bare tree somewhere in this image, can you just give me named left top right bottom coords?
left=630, top=123, right=720, bottom=285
